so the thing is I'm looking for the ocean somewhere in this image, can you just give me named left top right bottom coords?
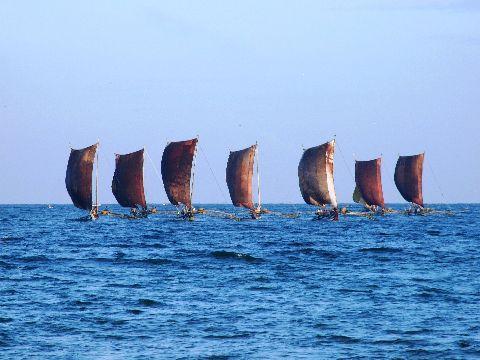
left=0, top=204, right=479, bottom=359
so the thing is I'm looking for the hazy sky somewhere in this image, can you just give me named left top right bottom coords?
left=1, top=0, right=479, bottom=204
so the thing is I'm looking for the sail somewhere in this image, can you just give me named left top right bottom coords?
left=298, top=140, right=337, bottom=208
left=394, top=153, right=424, bottom=207
left=112, top=149, right=146, bottom=209
left=354, top=158, right=385, bottom=208
left=161, top=138, right=198, bottom=207
left=226, top=145, right=256, bottom=209
left=65, top=143, right=98, bottom=211
left=353, top=185, right=368, bottom=207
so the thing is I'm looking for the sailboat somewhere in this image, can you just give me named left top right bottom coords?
left=394, top=153, right=425, bottom=213
left=226, top=143, right=262, bottom=219
left=353, top=158, right=385, bottom=213
left=111, top=148, right=148, bottom=218
left=298, top=140, right=339, bottom=220
left=161, top=138, right=198, bottom=220
left=65, top=142, right=99, bottom=220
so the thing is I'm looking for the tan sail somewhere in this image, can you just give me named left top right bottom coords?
left=298, top=140, right=337, bottom=208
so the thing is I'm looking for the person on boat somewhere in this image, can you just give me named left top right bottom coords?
left=250, top=208, right=261, bottom=220
left=181, top=207, right=194, bottom=220
left=91, top=207, right=99, bottom=220
left=332, top=207, right=339, bottom=221
left=315, top=205, right=327, bottom=217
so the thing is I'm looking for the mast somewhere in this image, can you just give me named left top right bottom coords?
left=95, top=141, right=99, bottom=209
left=189, top=136, right=199, bottom=209
left=256, top=142, right=261, bottom=210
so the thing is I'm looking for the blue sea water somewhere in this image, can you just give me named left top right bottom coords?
left=0, top=204, right=479, bottom=359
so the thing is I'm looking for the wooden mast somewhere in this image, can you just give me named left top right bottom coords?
left=256, top=142, right=261, bottom=212
left=95, top=142, right=99, bottom=210
left=189, top=136, right=199, bottom=212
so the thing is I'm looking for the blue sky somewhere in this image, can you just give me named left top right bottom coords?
left=1, top=1, right=479, bottom=204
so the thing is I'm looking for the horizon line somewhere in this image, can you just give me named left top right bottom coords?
left=0, top=202, right=477, bottom=206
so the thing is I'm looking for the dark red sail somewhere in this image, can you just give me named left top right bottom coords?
left=298, top=140, right=337, bottom=208
left=65, top=143, right=98, bottom=211
left=226, top=145, right=256, bottom=209
left=394, top=153, right=424, bottom=207
left=355, top=158, right=385, bottom=208
left=112, top=149, right=146, bottom=209
left=161, top=138, right=198, bottom=207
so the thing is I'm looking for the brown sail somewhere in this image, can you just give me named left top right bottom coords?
left=226, top=145, right=256, bottom=209
left=112, top=149, right=146, bottom=209
left=65, top=143, right=98, bottom=211
left=161, top=138, right=198, bottom=207
left=394, top=153, right=424, bottom=207
left=354, top=158, right=385, bottom=208
left=298, top=140, right=337, bottom=208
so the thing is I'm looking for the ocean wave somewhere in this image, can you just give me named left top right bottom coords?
left=298, top=248, right=340, bottom=258
left=1, top=236, right=24, bottom=242
left=203, top=332, right=252, bottom=340
left=138, top=298, right=163, bottom=307
left=127, top=309, right=143, bottom=315
left=143, top=234, right=165, bottom=240
left=93, top=257, right=172, bottom=266
left=73, top=300, right=94, bottom=306
left=247, top=286, right=275, bottom=291
left=316, top=334, right=361, bottom=344
left=211, top=251, right=264, bottom=263
left=141, top=258, right=173, bottom=265
left=359, top=247, right=403, bottom=253
left=18, top=255, right=50, bottom=263
left=0, top=261, right=14, bottom=270
left=372, top=338, right=423, bottom=346
left=338, top=288, right=372, bottom=294
left=107, top=283, right=142, bottom=289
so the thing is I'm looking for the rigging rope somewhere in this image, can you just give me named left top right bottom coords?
left=425, top=156, right=449, bottom=208
left=334, top=136, right=355, bottom=182
left=198, top=144, right=230, bottom=204
left=144, top=147, right=168, bottom=204
left=381, top=153, right=395, bottom=185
